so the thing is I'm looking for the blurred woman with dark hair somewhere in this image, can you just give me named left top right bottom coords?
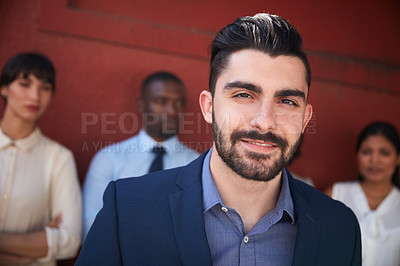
left=325, top=121, right=400, bottom=266
left=0, top=53, right=81, bottom=265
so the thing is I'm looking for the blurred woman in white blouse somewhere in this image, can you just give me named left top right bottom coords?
left=0, top=53, right=82, bottom=265
left=325, top=121, right=400, bottom=266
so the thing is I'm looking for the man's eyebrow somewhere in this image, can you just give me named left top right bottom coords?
left=223, top=81, right=262, bottom=94
left=274, top=89, right=306, bottom=101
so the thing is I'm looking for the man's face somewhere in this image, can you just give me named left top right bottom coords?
left=140, top=79, right=185, bottom=141
left=209, top=49, right=312, bottom=182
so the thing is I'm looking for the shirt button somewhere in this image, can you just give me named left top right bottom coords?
left=244, top=236, right=249, bottom=243
left=221, top=206, right=228, bottom=213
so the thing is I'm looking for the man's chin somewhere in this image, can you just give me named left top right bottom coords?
left=161, top=128, right=178, bottom=136
left=162, top=122, right=180, bottom=131
left=234, top=165, right=283, bottom=183
left=224, top=149, right=285, bottom=182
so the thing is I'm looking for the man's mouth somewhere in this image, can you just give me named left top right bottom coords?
left=230, top=130, right=288, bottom=153
left=244, top=140, right=277, bottom=147
left=241, top=138, right=279, bottom=148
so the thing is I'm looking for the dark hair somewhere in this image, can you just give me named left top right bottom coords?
left=357, top=121, right=400, bottom=187
left=141, top=71, right=185, bottom=97
left=209, top=13, right=311, bottom=96
left=0, top=52, right=55, bottom=93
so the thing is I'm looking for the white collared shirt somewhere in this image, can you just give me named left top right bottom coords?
left=332, top=181, right=400, bottom=266
left=82, top=129, right=200, bottom=238
left=0, top=127, right=82, bottom=265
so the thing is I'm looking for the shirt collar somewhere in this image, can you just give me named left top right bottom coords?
left=277, top=168, right=296, bottom=223
left=202, top=148, right=295, bottom=223
left=202, top=149, right=223, bottom=213
left=138, top=129, right=180, bottom=153
left=0, top=127, right=42, bottom=152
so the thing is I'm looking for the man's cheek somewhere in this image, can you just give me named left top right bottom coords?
left=275, top=113, right=304, bottom=136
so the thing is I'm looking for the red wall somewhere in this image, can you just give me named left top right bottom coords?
left=1, top=0, right=399, bottom=191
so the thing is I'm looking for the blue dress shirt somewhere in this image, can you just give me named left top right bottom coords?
left=202, top=149, right=297, bottom=266
left=83, top=129, right=199, bottom=237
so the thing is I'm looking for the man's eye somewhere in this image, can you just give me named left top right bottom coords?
left=155, top=98, right=167, bottom=105
left=280, top=99, right=297, bottom=106
left=234, top=93, right=252, bottom=98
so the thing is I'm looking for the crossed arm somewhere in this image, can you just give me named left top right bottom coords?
left=0, top=214, right=61, bottom=265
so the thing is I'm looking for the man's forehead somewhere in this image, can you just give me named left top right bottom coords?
left=215, top=50, right=308, bottom=94
left=144, top=80, right=185, bottom=98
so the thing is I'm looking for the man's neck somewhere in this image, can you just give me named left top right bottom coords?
left=209, top=146, right=282, bottom=233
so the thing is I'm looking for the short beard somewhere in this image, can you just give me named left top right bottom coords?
left=212, top=114, right=302, bottom=182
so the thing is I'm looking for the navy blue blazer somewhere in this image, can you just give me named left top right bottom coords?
left=76, top=152, right=361, bottom=266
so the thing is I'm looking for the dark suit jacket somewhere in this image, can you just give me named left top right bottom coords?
left=76, top=152, right=361, bottom=266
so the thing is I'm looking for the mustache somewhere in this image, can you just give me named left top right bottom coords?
left=230, top=130, right=288, bottom=150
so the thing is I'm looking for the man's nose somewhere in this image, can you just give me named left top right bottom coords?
left=249, top=102, right=277, bottom=133
left=165, top=103, right=179, bottom=116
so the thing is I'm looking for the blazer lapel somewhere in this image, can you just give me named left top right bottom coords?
left=288, top=171, right=320, bottom=266
left=169, top=153, right=212, bottom=266
left=168, top=159, right=320, bottom=265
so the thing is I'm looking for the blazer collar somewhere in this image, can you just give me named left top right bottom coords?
left=287, top=170, right=320, bottom=266
left=169, top=152, right=212, bottom=265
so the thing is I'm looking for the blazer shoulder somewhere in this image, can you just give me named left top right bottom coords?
left=114, top=151, right=207, bottom=199
left=292, top=178, right=358, bottom=223
left=114, top=166, right=183, bottom=198
left=289, top=177, right=361, bottom=265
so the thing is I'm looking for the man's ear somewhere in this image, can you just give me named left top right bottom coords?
left=301, top=103, right=313, bottom=133
left=199, top=90, right=213, bottom=124
left=136, top=98, right=144, bottom=114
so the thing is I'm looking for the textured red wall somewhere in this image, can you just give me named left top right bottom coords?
left=1, top=0, right=399, bottom=191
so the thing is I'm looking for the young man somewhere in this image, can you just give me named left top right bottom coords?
left=82, top=72, right=199, bottom=237
left=77, top=13, right=361, bottom=265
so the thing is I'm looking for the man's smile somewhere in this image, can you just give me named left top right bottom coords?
left=241, top=138, right=278, bottom=147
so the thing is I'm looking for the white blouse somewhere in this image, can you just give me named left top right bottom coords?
left=0, top=128, right=82, bottom=265
left=332, top=181, right=400, bottom=266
